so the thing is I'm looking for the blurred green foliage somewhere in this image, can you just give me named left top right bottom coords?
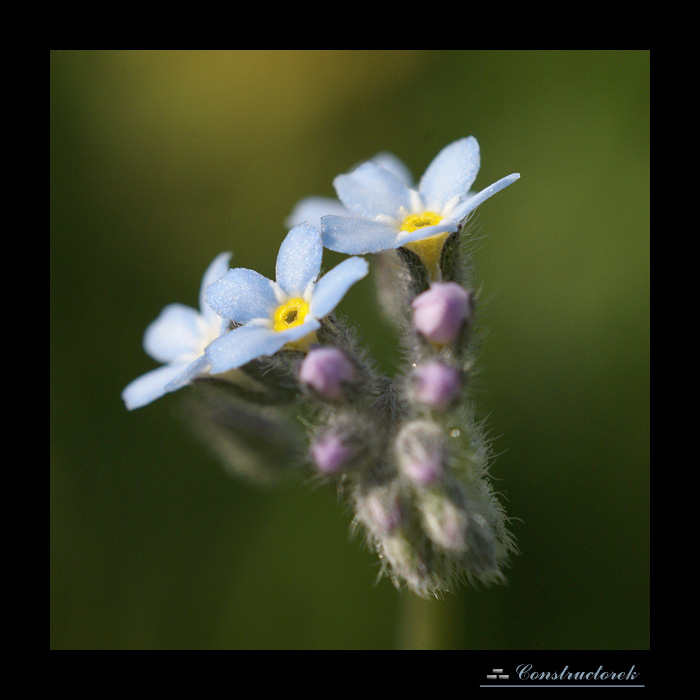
left=50, top=50, right=649, bottom=649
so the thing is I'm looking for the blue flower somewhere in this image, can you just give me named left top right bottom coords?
left=286, top=152, right=413, bottom=230
left=204, top=222, right=369, bottom=374
left=122, top=252, right=232, bottom=410
left=321, top=137, right=519, bottom=277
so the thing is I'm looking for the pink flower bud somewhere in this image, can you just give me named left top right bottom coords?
left=299, top=347, right=356, bottom=401
left=421, top=495, right=468, bottom=553
left=311, top=433, right=354, bottom=474
left=411, top=282, right=472, bottom=345
left=412, top=360, right=461, bottom=409
left=364, top=491, right=404, bottom=534
left=395, top=420, right=446, bottom=486
left=402, top=455, right=443, bottom=486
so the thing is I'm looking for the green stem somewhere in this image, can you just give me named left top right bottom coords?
left=395, top=592, right=462, bottom=650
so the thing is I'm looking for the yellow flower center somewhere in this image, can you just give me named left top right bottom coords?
left=400, top=211, right=443, bottom=233
left=399, top=211, right=449, bottom=280
left=273, top=297, right=310, bottom=332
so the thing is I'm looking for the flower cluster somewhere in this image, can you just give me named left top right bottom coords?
left=123, top=137, right=519, bottom=597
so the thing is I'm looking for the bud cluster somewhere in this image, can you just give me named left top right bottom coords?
left=125, top=137, right=518, bottom=597
left=344, top=238, right=515, bottom=596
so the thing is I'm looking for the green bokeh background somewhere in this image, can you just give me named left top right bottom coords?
left=50, top=50, right=650, bottom=650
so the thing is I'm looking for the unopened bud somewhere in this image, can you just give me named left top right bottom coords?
left=395, top=419, right=447, bottom=486
left=311, top=433, right=354, bottom=474
left=420, top=492, right=468, bottom=553
left=361, top=489, right=404, bottom=535
left=411, top=282, right=472, bottom=345
left=299, top=346, right=356, bottom=401
left=411, top=360, right=462, bottom=409
left=380, top=534, right=434, bottom=596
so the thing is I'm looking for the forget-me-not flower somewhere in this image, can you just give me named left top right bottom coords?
left=124, top=136, right=520, bottom=596
left=204, top=222, right=369, bottom=374
left=286, top=152, right=413, bottom=231
left=122, top=252, right=232, bottom=410
left=321, top=137, right=519, bottom=278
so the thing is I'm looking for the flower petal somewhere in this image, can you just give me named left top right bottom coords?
left=205, top=319, right=319, bottom=374
left=321, top=215, right=400, bottom=255
left=333, top=162, right=412, bottom=220
left=205, top=268, right=278, bottom=324
left=370, top=152, right=413, bottom=186
left=284, top=154, right=412, bottom=230
left=275, top=222, right=323, bottom=298
left=286, top=197, right=349, bottom=230
left=164, top=354, right=210, bottom=392
left=122, top=360, right=192, bottom=410
left=199, top=251, right=232, bottom=323
left=143, top=303, right=205, bottom=364
left=277, top=317, right=322, bottom=343
left=309, top=256, right=369, bottom=319
left=418, top=137, right=481, bottom=212
left=449, top=173, right=520, bottom=225
left=206, top=325, right=284, bottom=374
left=395, top=221, right=458, bottom=246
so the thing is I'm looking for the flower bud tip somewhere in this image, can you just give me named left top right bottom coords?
left=412, top=360, right=461, bottom=409
left=411, top=282, right=472, bottom=345
left=299, top=346, right=356, bottom=401
left=311, top=433, right=354, bottom=474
